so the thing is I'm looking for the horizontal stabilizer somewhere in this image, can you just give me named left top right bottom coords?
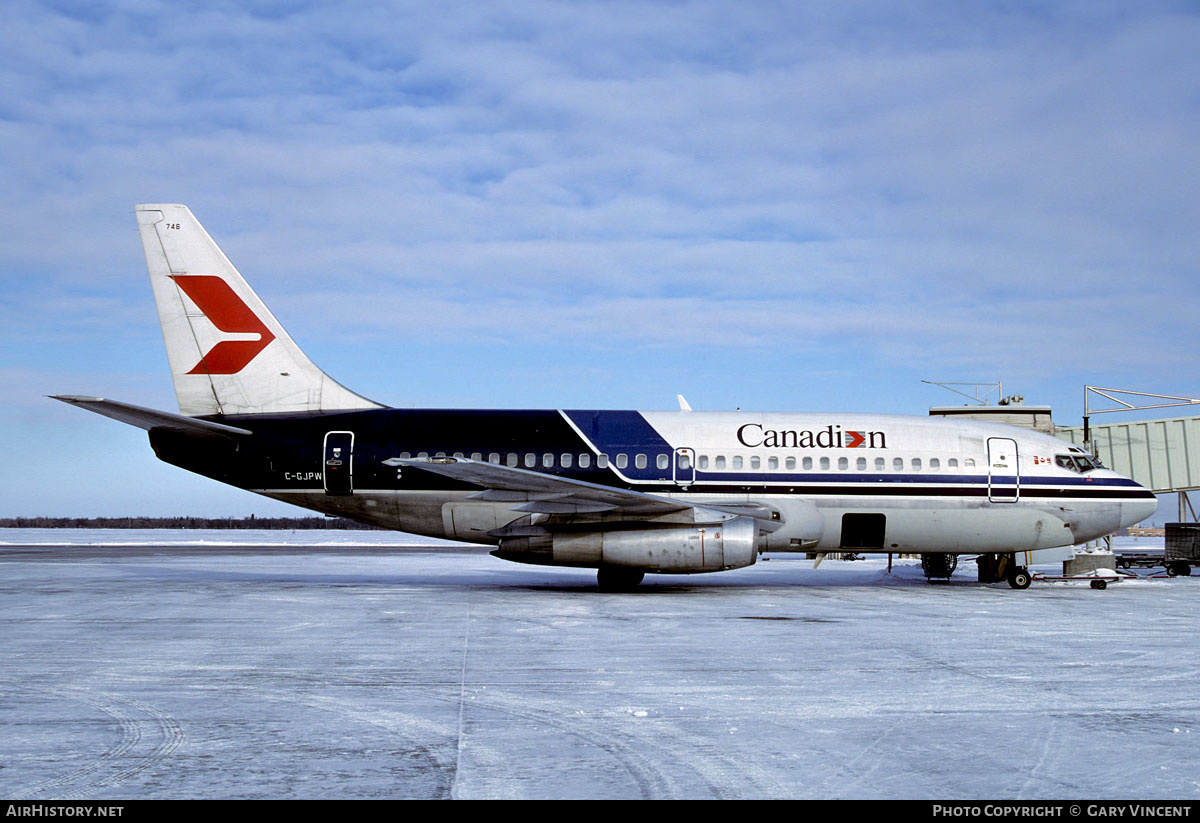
left=49, top=396, right=253, bottom=437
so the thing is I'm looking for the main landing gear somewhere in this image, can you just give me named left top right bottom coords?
left=921, top=553, right=958, bottom=581
left=597, top=567, right=645, bottom=592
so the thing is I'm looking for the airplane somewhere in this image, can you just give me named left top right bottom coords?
left=54, top=204, right=1158, bottom=591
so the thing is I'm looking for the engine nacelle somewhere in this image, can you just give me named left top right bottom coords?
left=495, top=516, right=758, bottom=574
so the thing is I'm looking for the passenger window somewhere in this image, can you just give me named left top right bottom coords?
left=785, top=457, right=796, bottom=470
left=699, top=455, right=709, bottom=469
left=875, top=457, right=885, bottom=470
left=598, top=454, right=609, bottom=468
left=525, top=454, right=537, bottom=468
left=616, top=454, right=628, bottom=469
left=715, top=456, right=726, bottom=469
left=732, top=456, right=743, bottom=469
left=435, top=452, right=446, bottom=459
left=489, top=453, right=500, bottom=464
left=470, top=452, right=481, bottom=461
left=543, top=453, right=554, bottom=468
left=399, top=452, right=411, bottom=459
left=657, top=454, right=669, bottom=470
left=857, top=457, right=866, bottom=470
left=579, top=454, right=591, bottom=468
left=561, top=453, right=572, bottom=468
left=453, top=452, right=464, bottom=459
left=677, top=453, right=691, bottom=470
left=802, top=457, right=813, bottom=470
left=964, top=458, right=975, bottom=468
left=750, top=456, right=761, bottom=470
left=635, top=454, right=647, bottom=469
left=948, top=458, right=959, bottom=469
left=768, top=456, right=779, bottom=470
left=820, top=457, right=830, bottom=470
left=893, top=458, right=903, bottom=471
left=837, top=457, right=848, bottom=470
left=930, top=458, right=940, bottom=470
left=506, top=453, right=518, bottom=467
left=912, top=458, right=922, bottom=471
left=418, top=452, right=429, bottom=459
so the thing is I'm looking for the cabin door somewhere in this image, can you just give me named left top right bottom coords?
left=987, top=437, right=1019, bottom=503
left=323, top=431, right=355, bottom=496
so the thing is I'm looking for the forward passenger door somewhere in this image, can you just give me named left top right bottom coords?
left=987, top=437, right=1019, bottom=503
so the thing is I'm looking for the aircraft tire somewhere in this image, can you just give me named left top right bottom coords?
left=1090, top=579, right=1107, bottom=590
left=597, top=567, right=645, bottom=592
left=1007, top=568, right=1031, bottom=590
left=921, top=553, right=958, bottom=580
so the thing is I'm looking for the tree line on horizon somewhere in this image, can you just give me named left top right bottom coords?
left=0, top=516, right=383, bottom=530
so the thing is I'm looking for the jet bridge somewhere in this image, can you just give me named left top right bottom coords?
left=1054, top=415, right=1200, bottom=495
left=1054, top=387, right=1200, bottom=523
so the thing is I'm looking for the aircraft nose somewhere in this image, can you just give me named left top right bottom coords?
left=1121, top=487, right=1159, bottom=529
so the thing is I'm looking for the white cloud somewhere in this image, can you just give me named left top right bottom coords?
left=1, top=1, right=1197, bottom=400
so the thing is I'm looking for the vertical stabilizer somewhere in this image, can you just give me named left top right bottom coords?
left=136, top=204, right=381, bottom=417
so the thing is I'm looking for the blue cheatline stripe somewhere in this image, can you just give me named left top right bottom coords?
left=629, top=481, right=1151, bottom=500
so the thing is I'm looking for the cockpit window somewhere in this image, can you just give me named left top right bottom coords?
left=1056, top=453, right=1102, bottom=473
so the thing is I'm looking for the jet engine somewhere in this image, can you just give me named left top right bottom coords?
left=494, top=516, right=758, bottom=574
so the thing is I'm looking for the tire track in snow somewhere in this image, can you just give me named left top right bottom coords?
left=7, top=683, right=184, bottom=799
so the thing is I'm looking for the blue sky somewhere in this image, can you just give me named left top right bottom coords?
left=2, top=0, right=1198, bottom=517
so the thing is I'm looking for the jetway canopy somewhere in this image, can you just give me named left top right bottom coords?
left=1055, top=415, right=1200, bottom=494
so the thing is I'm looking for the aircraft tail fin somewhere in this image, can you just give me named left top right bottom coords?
left=135, top=204, right=381, bottom=417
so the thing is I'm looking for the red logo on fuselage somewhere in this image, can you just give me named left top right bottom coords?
left=169, top=275, right=275, bottom=374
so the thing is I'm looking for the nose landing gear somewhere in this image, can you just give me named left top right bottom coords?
left=975, top=553, right=1031, bottom=589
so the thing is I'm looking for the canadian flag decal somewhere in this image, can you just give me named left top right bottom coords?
left=170, top=275, right=276, bottom=374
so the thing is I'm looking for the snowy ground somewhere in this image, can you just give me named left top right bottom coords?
left=0, top=530, right=1196, bottom=800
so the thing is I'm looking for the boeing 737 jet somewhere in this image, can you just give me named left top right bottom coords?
left=55, top=205, right=1157, bottom=590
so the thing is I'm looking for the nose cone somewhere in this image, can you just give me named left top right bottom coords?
left=1120, top=484, right=1159, bottom=530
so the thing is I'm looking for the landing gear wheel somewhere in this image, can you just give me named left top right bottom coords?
left=1090, top=579, right=1108, bottom=590
left=1007, top=567, right=1032, bottom=590
left=921, top=553, right=959, bottom=581
left=597, top=567, right=645, bottom=592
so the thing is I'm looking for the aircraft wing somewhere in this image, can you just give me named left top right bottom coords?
left=390, top=456, right=699, bottom=517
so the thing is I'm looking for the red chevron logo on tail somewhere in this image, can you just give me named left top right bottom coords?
left=845, top=430, right=867, bottom=448
left=169, top=275, right=276, bottom=374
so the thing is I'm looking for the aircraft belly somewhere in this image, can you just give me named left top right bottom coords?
left=793, top=499, right=1073, bottom=553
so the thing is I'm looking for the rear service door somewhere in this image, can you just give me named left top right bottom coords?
left=323, top=431, right=354, bottom=495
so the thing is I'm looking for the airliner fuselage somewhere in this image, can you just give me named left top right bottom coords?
left=148, top=406, right=1154, bottom=560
